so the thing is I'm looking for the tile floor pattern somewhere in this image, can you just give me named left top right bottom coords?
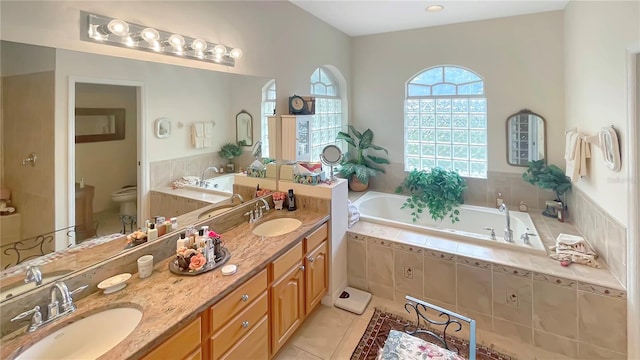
left=275, top=296, right=576, bottom=360
left=93, top=209, right=128, bottom=237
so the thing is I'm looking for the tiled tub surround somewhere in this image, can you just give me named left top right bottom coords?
left=1, top=205, right=330, bottom=359
left=347, top=220, right=627, bottom=359
left=566, top=186, right=627, bottom=288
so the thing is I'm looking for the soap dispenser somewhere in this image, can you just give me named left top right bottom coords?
left=496, top=192, right=504, bottom=208
left=287, top=189, right=297, bottom=211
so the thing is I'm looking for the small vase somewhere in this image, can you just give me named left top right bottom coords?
left=274, top=200, right=284, bottom=210
left=349, top=175, right=368, bottom=192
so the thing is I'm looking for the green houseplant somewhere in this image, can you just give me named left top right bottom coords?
left=336, top=125, right=390, bottom=191
left=522, top=159, right=572, bottom=216
left=395, top=167, right=467, bottom=223
left=219, top=142, right=243, bottom=169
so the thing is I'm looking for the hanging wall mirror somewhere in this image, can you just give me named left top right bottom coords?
left=236, top=110, right=253, bottom=146
left=506, top=109, right=546, bottom=166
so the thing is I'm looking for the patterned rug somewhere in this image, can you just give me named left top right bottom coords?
left=351, top=308, right=513, bottom=360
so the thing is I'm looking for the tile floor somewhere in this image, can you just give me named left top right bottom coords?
left=275, top=295, right=575, bottom=360
left=93, top=209, right=130, bottom=237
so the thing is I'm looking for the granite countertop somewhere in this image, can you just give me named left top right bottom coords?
left=1, top=209, right=330, bottom=360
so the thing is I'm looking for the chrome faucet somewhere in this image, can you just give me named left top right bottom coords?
left=24, top=266, right=42, bottom=286
left=257, top=197, right=270, bottom=211
left=231, top=193, right=245, bottom=204
left=498, top=203, right=514, bottom=243
left=200, top=166, right=219, bottom=187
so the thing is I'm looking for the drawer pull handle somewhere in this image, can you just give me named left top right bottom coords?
left=307, top=257, right=315, bottom=263
left=241, top=294, right=249, bottom=302
left=299, top=265, right=305, bottom=272
left=242, top=321, right=250, bottom=328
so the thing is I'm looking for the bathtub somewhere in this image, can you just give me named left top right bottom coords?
left=352, top=191, right=546, bottom=254
left=184, top=173, right=234, bottom=196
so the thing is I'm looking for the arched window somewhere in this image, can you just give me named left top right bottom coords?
left=310, top=67, right=342, bottom=161
left=261, top=80, right=276, bottom=158
left=404, top=65, right=487, bottom=178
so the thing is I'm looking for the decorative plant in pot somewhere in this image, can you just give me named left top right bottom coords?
left=336, top=125, right=390, bottom=191
left=272, top=191, right=287, bottom=210
left=522, top=159, right=572, bottom=217
left=395, top=167, right=467, bottom=224
left=219, top=142, right=243, bottom=172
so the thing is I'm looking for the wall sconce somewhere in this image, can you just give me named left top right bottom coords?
left=81, top=11, right=243, bottom=67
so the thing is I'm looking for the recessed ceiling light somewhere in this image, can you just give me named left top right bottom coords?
left=425, top=4, right=444, bottom=12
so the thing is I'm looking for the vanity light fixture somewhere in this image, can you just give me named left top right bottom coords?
left=82, top=11, right=243, bottom=67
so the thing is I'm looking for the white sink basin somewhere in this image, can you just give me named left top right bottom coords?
left=252, top=218, right=302, bottom=237
left=14, top=307, right=142, bottom=360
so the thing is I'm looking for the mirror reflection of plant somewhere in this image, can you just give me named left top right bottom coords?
left=219, top=142, right=243, bottom=163
left=522, top=160, right=571, bottom=201
left=336, top=126, right=390, bottom=185
left=395, top=167, right=467, bottom=224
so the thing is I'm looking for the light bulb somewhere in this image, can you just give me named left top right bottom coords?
left=141, top=28, right=160, bottom=43
left=191, top=39, right=208, bottom=52
left=107, top=19, right=129, bottom=36
left=168, top=34, right=185, bottom=50
left=229, top=48, right=243, bottom=59
left=212, top=44, right=227, bottom=56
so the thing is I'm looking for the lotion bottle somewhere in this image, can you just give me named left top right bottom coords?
left=176, top=232, right=188, bottom=250
left=147, top=223, right=158, bottom=241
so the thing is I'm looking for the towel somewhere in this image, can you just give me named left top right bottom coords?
left=565, top=132, right=591, bottom=182
left=348, top=200, right=360, bottom=228
left=204, top=122, right=214, bottom=138
left=548, top=233, right=601, bottom=268
left=192, top=122, right=213, bottom=148
left=564, top=130, right=579, bottom=160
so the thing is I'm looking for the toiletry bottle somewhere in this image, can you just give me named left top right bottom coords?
left=176, top=232, right=188, bottom=250
left=557, top=204, right=565, bottom=223
left=496, top=192, right=504, bottom=208
left=206, top=238, right=216, bottom=265
left=287, top=189, right=297, bottom=211
left=156, top=220, right=166, bottom=237
left=80, top=177, right=85, bottom=189
left=213, top=237, right=222, bottom=258
left=196, top=229, right=206, bottom=249
left=147, top=223, right=158, bottom=241
left=170, top=217, right=178, bottom=231
left=164, top=220, right=172, bottom=234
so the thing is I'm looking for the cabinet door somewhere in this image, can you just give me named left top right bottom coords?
left=142, top=316, right=201, bottom=360
left=305, top=241, right=328, bottom=314
left=270, top=261, right=305, bottom=356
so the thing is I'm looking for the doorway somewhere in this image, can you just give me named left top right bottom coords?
left=67, top=78, right=145, bottom=246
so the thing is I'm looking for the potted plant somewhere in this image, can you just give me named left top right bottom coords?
left=522, top=160, right=572, bottom=217
left=395, top=167, right=467, bottom=223
left=272, top=191, right=287, bottom=210
left=336, top=125, right=390, bottom=191
left=219, top=142, right=243, bottom=172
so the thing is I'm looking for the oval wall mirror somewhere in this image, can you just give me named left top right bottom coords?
left=236, top=110, right=253, bottom=146
left=320, top=145, right=343, bottom=183
left=506, top=109, right=546, bottom=166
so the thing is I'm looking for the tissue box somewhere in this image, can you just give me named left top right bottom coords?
left=293, top=172, right=326, bottom=185
left=246, top=168, right=266, bottom=178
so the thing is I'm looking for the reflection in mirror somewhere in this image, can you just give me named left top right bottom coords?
left=0, top=39, right=276, bottom=301
left=506, top=109, right=546, bottom=166
left=236, top=110, right=253, bottom=146
left=320, top=144, right=343, bottom=183
left=155, top=118, right=171, bottom=139
left=75, top=108, right=125, bottom=143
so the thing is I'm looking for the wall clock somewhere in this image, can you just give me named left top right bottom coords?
left=289, top=95, right=305, bottom=114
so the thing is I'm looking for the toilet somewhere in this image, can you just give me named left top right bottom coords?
left=111, top=186, right=137, bottom=216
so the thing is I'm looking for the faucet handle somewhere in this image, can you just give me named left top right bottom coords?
left=11, top=306, right=43, bottom=332
left=11, top=306, right=41, bottom=322
left=483, top=227, right=496, bottom=239
left=70, top=284, right=88, bottom=297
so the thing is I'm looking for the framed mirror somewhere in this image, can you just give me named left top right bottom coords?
left=155, top=118, right=171, bottom=138
left=75, top=108, right=125, bottom=143
left=506, top=109, right=546, bottom=166
left=320, top=144, right=343, bottom=183
left=236, top=110, right=253, bottom=146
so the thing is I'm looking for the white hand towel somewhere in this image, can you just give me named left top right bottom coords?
left=195, top=123, right=204, bottom=137
left=204, top=122, right=214, bottom=138
left=565, top=130, right=578, bottom=160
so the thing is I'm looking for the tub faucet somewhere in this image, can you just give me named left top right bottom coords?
left=200, top=166, right=219, bottom=187
left=24, top=266, right=42, bottom=286
left=498, top=203, right=514, bottom=243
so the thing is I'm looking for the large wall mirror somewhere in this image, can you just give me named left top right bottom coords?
left=0, top=39, right=276, bottom=302
left=506, top=109, right=546, bottom=166
left=75, top=108, right=125, bottom=143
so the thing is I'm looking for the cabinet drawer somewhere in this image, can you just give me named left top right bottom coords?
left=271, top=242, right=303, bottom=281
left=219, top=315, right=268, bottom=360
left=142, top=316, right=201, bottom=360
left=211, top=292, right=268, bottom=360
left=305, top=222, right=328, bottom=253
left=210, top=269, right=267, bottom=334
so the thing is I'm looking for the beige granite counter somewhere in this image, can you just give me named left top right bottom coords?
left=1, top=209, right=330, bottom=360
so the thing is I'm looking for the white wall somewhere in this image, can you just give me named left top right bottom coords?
left=564, top=1, right=639, bottom=224
left=351, top=11, right=564, bottom=179
left=75, top=83, right=137, bottom=213
left=0, top=41, right=55, bottom=76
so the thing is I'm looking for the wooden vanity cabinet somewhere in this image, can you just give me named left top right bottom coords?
left=207, top=269, right=268, bottom=360
left=142, top=316, right=202, bottom=360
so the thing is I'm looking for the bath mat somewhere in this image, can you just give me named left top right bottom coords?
left=351, top=308, right=512, bottom=360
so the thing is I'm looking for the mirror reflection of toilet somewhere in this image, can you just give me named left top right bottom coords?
left=111, top=186, right=137, bottom=216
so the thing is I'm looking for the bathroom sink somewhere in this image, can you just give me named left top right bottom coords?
left=252, top=218, right=302, bottom=237
left=13, top=307, right=142, bottom=360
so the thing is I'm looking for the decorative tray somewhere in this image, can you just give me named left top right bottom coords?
left=168, top=247, right=231, bottom=276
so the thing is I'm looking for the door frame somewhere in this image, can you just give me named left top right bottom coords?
left=66, top=76, right=147, bottom=247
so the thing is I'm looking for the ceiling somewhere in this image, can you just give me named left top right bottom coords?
left=290, top=0, right=569, bottom=37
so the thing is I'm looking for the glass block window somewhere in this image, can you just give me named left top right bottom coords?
left=261, top=80, right=276, bottom=158
left=405, top=66, right=487, bottom=178
left=310, top=67, right=342, bottom=162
